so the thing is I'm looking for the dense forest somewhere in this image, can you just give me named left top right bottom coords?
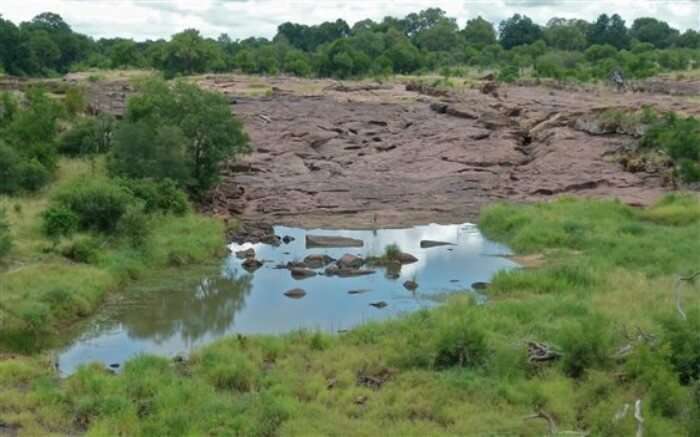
left=1, top=9, right=700, bottom=81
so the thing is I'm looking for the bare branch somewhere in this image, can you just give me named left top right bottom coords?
left=525, top=410, right=558, bottom=436
left=634, top=399, right=644, bottom=437
left=675, top=271, right=700, bottom=321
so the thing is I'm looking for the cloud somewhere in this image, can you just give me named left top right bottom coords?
left=1, top=0, right=699, bottom=41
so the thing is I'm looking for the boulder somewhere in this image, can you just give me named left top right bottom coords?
left=471, top=282, right=490, bottom=291
left=420, top=240, right=454, bottom=249
left=396, top=252, right=418, bottom=264
left=303, top=254, right=335, bottom=269
left=284, top=288, right=307, bottom=299
left=235, top=248, right=255, bottom=259
left=291, top=268, right=317, bottom=279
left=261, top=234, right=282, bottom=247
left=403, top=280, right=418, bottom=291
left=287, top=261, right=308, bottom=269
left=337, top=254, right=364, bottom=269
left=324, top=264, right=341, bottom=276
left=242, top=258, right=263, bottom=272
left=306, top=235, right=364, bottom=248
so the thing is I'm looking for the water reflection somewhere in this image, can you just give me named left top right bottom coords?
left=57, top=223, right=517, bottom=375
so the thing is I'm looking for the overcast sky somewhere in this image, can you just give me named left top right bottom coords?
left=1, top=0, right=699, bottom=41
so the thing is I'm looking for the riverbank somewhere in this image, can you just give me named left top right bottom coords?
left=0, top=158, right=227, bottom=352
left=1, top=195, right=698, bottom=436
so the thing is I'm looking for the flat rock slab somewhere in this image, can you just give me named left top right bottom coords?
left=306, top=235, right=364, bottom=248
left=420, top=240, right=455, bottom=248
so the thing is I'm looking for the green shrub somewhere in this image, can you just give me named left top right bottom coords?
left=116, top=178, right=189, bottom=215
left=0, top=208, right=12, bottom=258
left=18, top=158, right=51, bottom=192
left=433, top=316, right=488, bottom=369
left=0, top=142, right=20, bottom=194
left=62, top=237, right=100, bottom=264
left=41, top=205, right=79, bottom=241
left=497, top=65, right=520, bottom=83
left=641, top=113, right=700, bottom=183
left=64, top=86, right=87, bottom=116
left=558, top=315, right=613, bottom=378
left=660, top=310, right=700, bottom=385
left=116, top=207, right=150, bottom=247
left=58, top=115, right=114, bottom=156
left=54, top=179, right=135, bottom=233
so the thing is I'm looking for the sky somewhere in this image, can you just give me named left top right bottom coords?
left=1, top=0, right=699, bottom=41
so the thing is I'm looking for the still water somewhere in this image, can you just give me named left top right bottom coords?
left=57, top=223, right=517, bottom=374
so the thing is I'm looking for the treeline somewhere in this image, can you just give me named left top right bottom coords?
left=2, top=10, right=700, bottom=80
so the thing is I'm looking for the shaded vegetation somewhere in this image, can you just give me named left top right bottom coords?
left=3, top=10, right=700, bottom=82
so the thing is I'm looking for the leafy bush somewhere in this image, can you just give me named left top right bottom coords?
left=497, top=65, right=520, bottom=83
left=0, top=208, right=12, bottom=258
left=41, top=205, right=79, bottom=241
left=64, top=86, right=87, bottom=116
left=116, top=178, right=189, bottom=215
left=660, top=310, right=700, bottom=385
left=433, top=316, right=488, bottom=369
left=58, top=115, right=114, bottom=156
left=116, top=207, right=150, bottom=247
left=0, top=142, right=21, bottom=194
left=53, top=179, right=135, bottom=233
left=558, top=315, right=613, bottom=378
left=17, top=158, right=51, bottom=192
left=641, top=113, right=700, bottom=183
left=62, top=237, right=99, bottom=264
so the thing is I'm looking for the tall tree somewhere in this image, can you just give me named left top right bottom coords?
left=630, top=17, right=679, bottom=49
left=462, top=17, right=496, bottom=48
left=499, top=14, right=543, bottom=49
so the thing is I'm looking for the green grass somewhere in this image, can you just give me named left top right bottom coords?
left=2, top=195, right=700, bottom=435
left=0, top=158, right=226, bottom=351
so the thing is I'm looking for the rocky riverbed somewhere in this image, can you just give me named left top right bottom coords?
left=197, top=75, right=700, bottom=228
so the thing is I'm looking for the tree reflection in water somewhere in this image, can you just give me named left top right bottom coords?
left=119, top=272, right=253, bottom=344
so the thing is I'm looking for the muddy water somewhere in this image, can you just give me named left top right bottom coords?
left=57, top=224, right=517, bottom=375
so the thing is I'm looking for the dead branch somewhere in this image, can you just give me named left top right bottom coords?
left=675, top=271, right=700, bottom=321
left=527, top=341, right=563, bottom=363
left=525, top=410, right=558, bottom=436
left=613, top=403, right=630, bottom=422
left=257, top=114, right=272, bottom=124
left=634, top=399, right=644, bottom=437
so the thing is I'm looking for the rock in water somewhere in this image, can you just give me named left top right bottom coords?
left=337, top=254, right=364, bottom=269
left=306, top=235, right=364, bottom=248
left=396, top=252, right=418, bottom=264
left=235, top=248, right=255, bottom=259
left=471, top=282, right=490, bottom=291
left=325, top=264, right=341, bottom=276
left=284, top=288, right=307, bottom=299
left=303, top=254, right=335, bottom=269
left=404, top=280, right=418, bottom=291
left=369, top=301, right=388, bottom=309
left=282, top=235, right=295, bottom=244
left=291, top=268, right=317, bottom=279
left=242, top=258, right=263, bottom=272
left=348, top=289, right=371, bottom=295
left=420, top=240, right=454, bottom=248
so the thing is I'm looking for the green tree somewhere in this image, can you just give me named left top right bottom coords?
left=110, top=79, right=249, bottom=195
left=499, top=14, right=543, bottom=49
left=544, top=18, right=588, bottom=51
left=587, top=14, right=629, bottom=50
left=630, top=17, right=679, bottom=49
left=462, top=17, right=496, bottom=48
